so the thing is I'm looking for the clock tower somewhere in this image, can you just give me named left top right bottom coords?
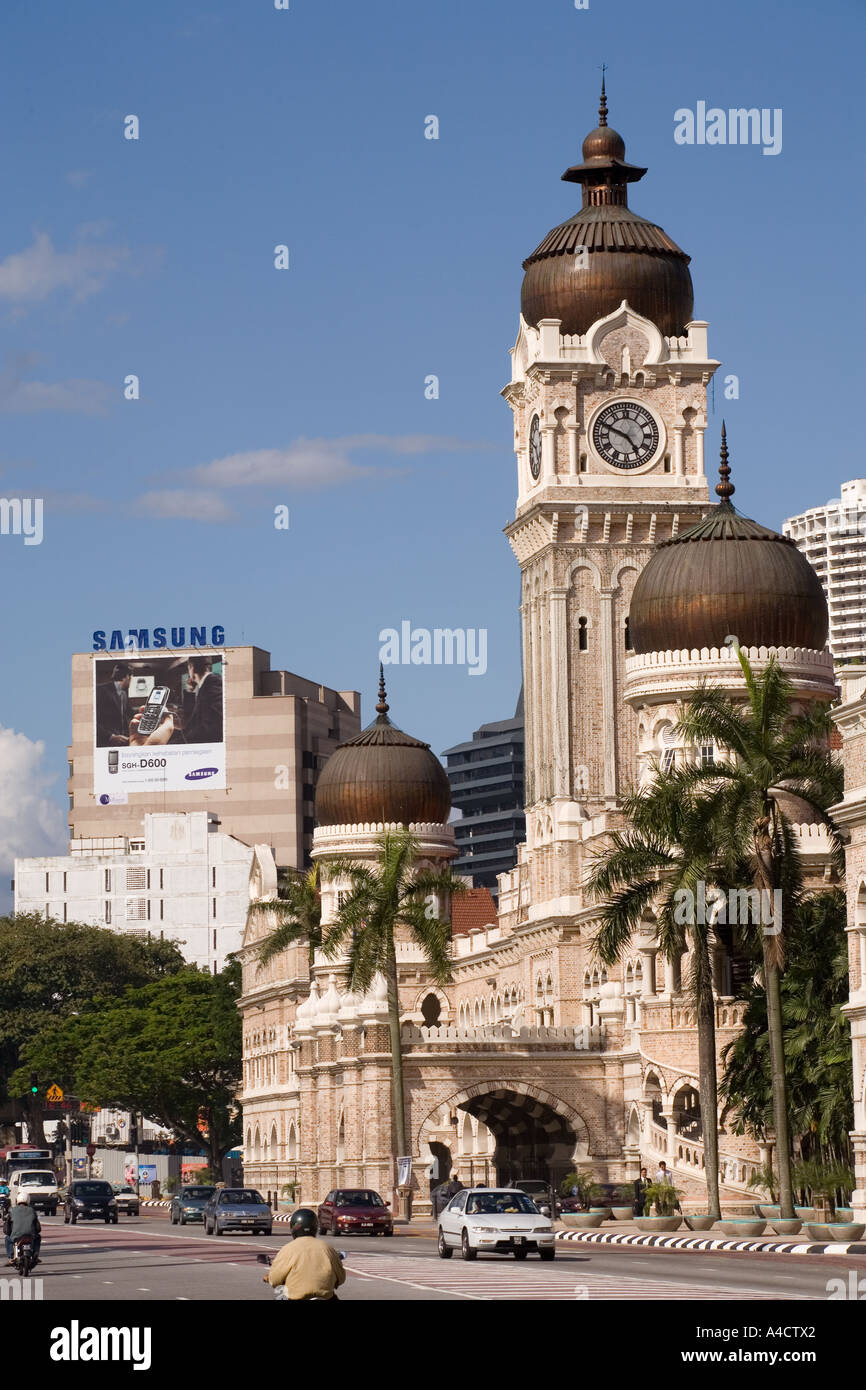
left=502, top=82, right=719, bottom=920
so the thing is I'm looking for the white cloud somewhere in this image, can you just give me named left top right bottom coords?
left=0, top=231, right=130, bottom=305
left=65, top=170, right=94, bottom=189
left=0, top=728, right=66, bottom=881
left=187, top=434, right=485, bottom=490
left=133, top=490, right=235, bottom=523
left=0, top=375, right=111, bottom=416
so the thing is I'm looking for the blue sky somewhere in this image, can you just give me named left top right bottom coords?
left=0, top=0, right=863, bottom=879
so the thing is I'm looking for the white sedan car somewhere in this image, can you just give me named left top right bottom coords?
left=438, top=1187, right=556, bottom=1261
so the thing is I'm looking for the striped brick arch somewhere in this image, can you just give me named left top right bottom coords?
left=418, top=1083, right=590, bottom=1187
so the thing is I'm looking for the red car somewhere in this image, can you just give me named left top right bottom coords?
left=318, top=1188, right=393, bottom=1236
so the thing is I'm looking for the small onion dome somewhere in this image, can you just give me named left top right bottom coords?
left=315, top=668, right=451, bottom=827
left=628, top=426, right=829, bottom=655
left=521, top=79, right=693, bottom=338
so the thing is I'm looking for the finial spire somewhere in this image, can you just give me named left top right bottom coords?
left=599, top=65, right=608, bottom=126
left=715, top=421, right=735, bottom=504
left=376, top=662, right=389, bottom=716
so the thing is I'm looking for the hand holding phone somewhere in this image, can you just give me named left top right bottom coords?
left=135, top=687, right=171, bottom=737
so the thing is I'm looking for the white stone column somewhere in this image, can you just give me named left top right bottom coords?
left=520, top=599, right=535, bottom=806
left=549, top=589, right=570, bottom=797
left=536, top=596, right=549, bottom=800
left=639, top=944, right=658, bottom=1000
left=541, top=425, right=556, bottom=486
left=695, top=421, right=706, bottom=477
left=673, top=426, right=684, bottom=476
left=599, top=586, right=617, bottom=803
left=567, top=426, right=579, bottom=476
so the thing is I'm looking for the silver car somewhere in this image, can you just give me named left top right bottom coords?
left=438, top=1187, right=556, bottom=1261
left=203, top=1187, right=272, bottom=1236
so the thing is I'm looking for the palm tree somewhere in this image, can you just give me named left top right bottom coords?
left=673, top=646, right=843, bottom=1219
left=320, top=828, right=464, bottom=1163
left=721, top=890, right=853, bottom=1171
left=586, top=770, right=726, bottom=1220
left=248, top=865, right=322, bottom=969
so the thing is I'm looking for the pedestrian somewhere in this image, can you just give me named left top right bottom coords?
left=654, top=1160, right=672, bottom=1185
left=633, top=1167, right=648, bottom=1217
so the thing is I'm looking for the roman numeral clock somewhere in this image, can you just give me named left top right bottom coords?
left=592, top=401, right=660, bottom=469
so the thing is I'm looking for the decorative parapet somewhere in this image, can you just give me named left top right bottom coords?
left=625, top=643, right=836, bottom=703
left=510, top=307, right=716, bottom=376
left=401, top=1022, right=604, bottom=1051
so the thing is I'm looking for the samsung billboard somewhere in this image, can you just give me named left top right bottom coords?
left=93, top=651, right=226, bottom=797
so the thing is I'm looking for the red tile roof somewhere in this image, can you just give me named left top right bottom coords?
left=451, top=887, right=498, bottom=936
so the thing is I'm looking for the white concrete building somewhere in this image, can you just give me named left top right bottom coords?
left=14, top=811, right=274, bottom=972
left=784, top=479, right=866, bottom=664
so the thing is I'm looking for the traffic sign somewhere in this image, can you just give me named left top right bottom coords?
left=85, top=1142, right=96, bottom=1158
left=46, top=1084, right=63, bottom=1102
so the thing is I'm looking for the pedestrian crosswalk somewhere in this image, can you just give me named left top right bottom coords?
left=341, top=1253, right=797, bottom=1300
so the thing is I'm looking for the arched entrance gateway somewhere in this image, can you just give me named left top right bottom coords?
left=418, top=1085, right=590, bottom=1194
left=460, top=1089, right=579, bottom=1189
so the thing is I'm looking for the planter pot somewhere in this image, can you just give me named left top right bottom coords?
left=634, top=1216, right=682, bottom=1233
left=757, top=1205, right=780, bottom=1219
left=835, top=1209, right=854, bottom=1223
left=769, top=1219, right=802, bottom=1236
left=590, top=1206, right=611, bottom=1220
left=795, top=1207, right=815, bottom=1221
left=683, top=1214, right=717, bottom=1231
left=807, top=1222, right=866, bottom=1243
left=719, top=1220, right=766, bottom=1237
left=560, top=1211, right=605, bottom=1229
left=611, top=1206, right=634, bottom=1221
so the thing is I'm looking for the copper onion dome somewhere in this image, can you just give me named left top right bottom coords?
left=315, top=667, right=452, bottom=827
left=521, top=78, right=694, bottom=338
left=628, top=426, right=829, bottom=655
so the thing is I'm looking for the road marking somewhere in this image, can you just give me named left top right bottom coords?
left=138, top=1288, right=150, bottom=1292
left=341, top=1253, right=807, bottom=1301
left=103, top=1281, right=113, bottom=1285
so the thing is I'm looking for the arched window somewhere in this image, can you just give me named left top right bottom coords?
left=624, top=616, right=632, bottom=651
left=286, top=1123, right=298, bottom=1162
left=578, top=616, right=588, bottom=652
left=270, top=1124, right=278, bottom=1161
left=421, top=993, right=441, bottom=1027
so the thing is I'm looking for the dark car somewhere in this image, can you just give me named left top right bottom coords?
left=318, top=1189, right=393, bottom=1236
left=513, top=1180, right=557, bottom=1215
left=202, top=1187, right=272, bottom=1236
left=169, top=1184, right=215, bottom=1226
left=63, top=1180, right=118, bottom=1225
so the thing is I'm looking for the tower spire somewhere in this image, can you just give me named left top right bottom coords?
left=715, top=421, right=735, bottom=505
left=599, top=65, right=608, bottom=127
left=376, top=662, right=390, bottom=716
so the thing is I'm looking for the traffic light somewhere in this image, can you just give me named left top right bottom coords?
left=29, top=1072, right=38, bottom=1096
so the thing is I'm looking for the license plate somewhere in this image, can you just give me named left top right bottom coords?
left=513, top=1236, right=525, bottom=1245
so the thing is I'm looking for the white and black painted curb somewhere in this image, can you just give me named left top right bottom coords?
left=556, top=1229, right=866, bottom=1258
left=140, top=1198, right=292, bottom=1222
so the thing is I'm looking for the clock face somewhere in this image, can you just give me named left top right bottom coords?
left=592, top=401, right=660, bottom=469
left=529, top=415, right=542, bottom=480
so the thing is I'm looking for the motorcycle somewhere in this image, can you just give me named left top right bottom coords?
left=257, top=1249, right=346, bottom=1301
left=13, top=1236, right=36, bottom=1278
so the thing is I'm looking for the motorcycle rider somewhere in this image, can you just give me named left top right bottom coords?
left=5, top=1191, right=41, bottom=1266
left=264, top=1208, right=345, bottom=1301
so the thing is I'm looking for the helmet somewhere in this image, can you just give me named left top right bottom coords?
left=16, top=1191, right=30, bottom=1204
left=289, top=1207, right=318, bottom=1238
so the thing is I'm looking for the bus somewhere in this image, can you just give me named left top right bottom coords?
left=0, top=1145, right=54, bottom=1184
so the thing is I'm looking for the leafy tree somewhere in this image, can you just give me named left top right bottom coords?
left=11, top=962, right=241, bottom=1172
left=321, top=829, right=464, bottom=1163
left=675, top=647, right=843, bottom=1217
left=721, top=890, right=852, bottom=1169
left=0, top=914, right=184, bottom=1141
left=248, top=865, right=321, bottom=968
left=587, top=771, right=727, bottom=1220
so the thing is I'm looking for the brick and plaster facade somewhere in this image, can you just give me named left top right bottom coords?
left=238, top=97, right=843, bottom=1214
left=830, top=667, right=866, bottom=1222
